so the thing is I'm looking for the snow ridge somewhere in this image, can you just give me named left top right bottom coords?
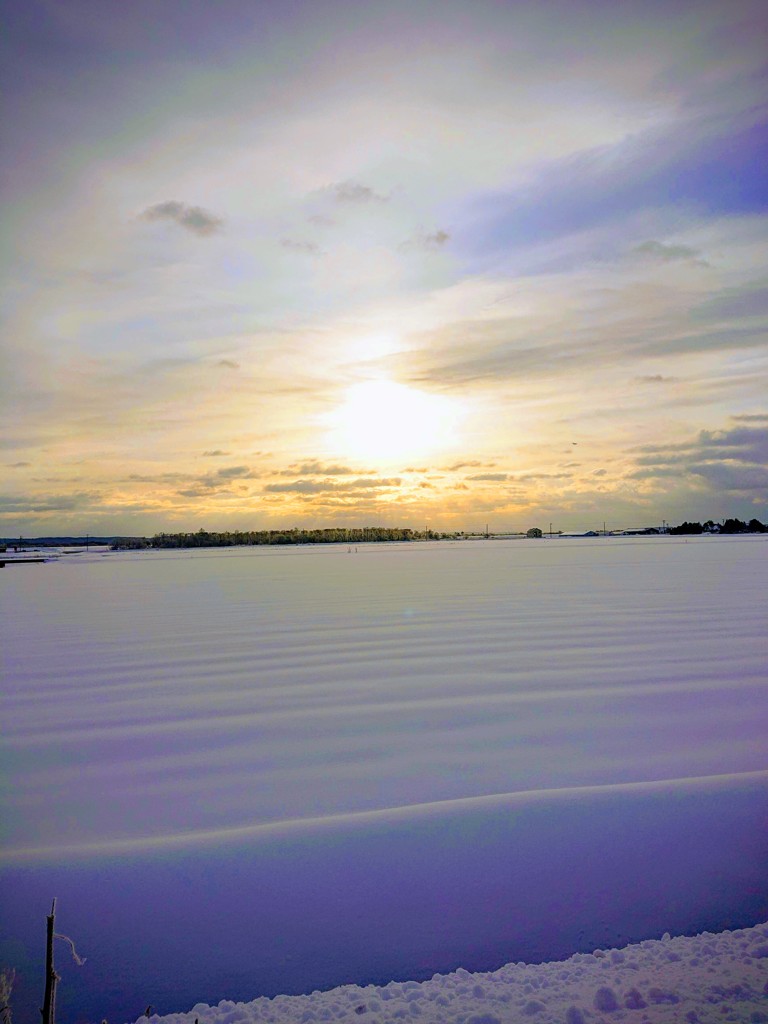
left=145, top=922, right=768, bottom=1024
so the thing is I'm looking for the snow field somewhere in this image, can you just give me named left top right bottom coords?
left=147, top=921, right=768, bottom=1024
left=1, top=537, right=767, bottom=1022
left=4, top=538, right=767, bottom=861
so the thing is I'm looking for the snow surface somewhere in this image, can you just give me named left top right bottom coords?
left=148, top=920, right=768, bottom=1024
left=1, top=537, right=767, bottom=1022
left=5, top=537, right=767, bottom=858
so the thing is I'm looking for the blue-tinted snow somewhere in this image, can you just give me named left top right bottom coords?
left=1, top=536, right=766, bottom=1022
left=151, top=920, right=768, bottom=1024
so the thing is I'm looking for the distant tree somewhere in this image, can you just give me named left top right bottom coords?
left=748, top=518, right=767, bottom=533
left=720, top=518, right=747, bottom=534
left=670, top=521, right=703, bottom=535
left=526, top=527, right=543, bottom=538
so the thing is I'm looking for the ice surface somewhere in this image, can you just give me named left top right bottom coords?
left=1, top=537, right=767, bottom=1021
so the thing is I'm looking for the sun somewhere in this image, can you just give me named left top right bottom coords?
left=325, top=379, right=461, bottom=463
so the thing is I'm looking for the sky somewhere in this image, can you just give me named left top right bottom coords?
left=1, top=0, right=767, bottom=535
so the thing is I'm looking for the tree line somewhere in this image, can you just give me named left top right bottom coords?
left=669, top=517, right=766, bottom=535
left=110, top=517, right=767, bottom=550
left=112, top=527, right=453, bottom=549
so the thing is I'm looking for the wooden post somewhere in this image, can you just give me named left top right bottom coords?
left=41, top=899, right=57, bottom=1024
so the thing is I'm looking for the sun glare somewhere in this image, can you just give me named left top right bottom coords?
left=326, top=379, right=461, bottom=463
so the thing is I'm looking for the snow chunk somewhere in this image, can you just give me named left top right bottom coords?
left=593, top=986, right=619, bottom=1012
left=523, top=999, right=546, bottom=1015
left=623, top=987, right=647, bottom=1009
left=565, top=1008, right=586, bottom=1024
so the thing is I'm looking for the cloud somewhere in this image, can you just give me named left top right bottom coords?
left=445, top=460, right=488, bottom=471
left=0, top=492, right=98, bottom=514
left=217, top=359, right=239, bottom=369
left=640, top=324, right=766, bottom=360
left=699, top=426, right=768, bottom=462
left=279, top=461, right=355, bottom=477
left=215, top=465, right=252, bottom=479
left=691, top=283, right=768, bottom=322
left=202, top=450, right=230, bottom=457
left=731, top=414, right=768, bottom=423
left=467, top=473, right=508, bottom=481
left=401, top=268, right=768, bottom=390
left=327, top=181, right=388, bottom=204
left=632, top=240, right=708, bottom=265
left=399, top=229, right=450, bottom=253
left=687, top=461, right=768, bottom=492
left=280, top=239, right=325, bottom=257
left=265, top=477, right=401, bottom=494
left=127, top=472, right=189, bottom=482
left=626, top=466, right=683, bottom=480
left=170, top=465, right=258, bottom=498
left=515, top=472, right=573, bottom=482
left=7, top=461, right=31, bottom=467
left=140, top=200, right=223, bottom=236
left=635, top=374, right=676, bottom=384
left=407, top=333, right=568, bottom=387
left=629, top=423, right=768, bottom=496
left=175, top=487, right=215, bottom=498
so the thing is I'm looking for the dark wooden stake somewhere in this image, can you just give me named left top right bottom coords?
left=41, top=899, right=58, bottom=1024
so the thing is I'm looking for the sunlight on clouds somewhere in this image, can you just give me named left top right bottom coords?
left=324, top=380, right=463, bottom=463
left=344, top=330, right=401, bottom=364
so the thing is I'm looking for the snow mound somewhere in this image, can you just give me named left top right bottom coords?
left=139, top=921, right=768, bottom=1024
